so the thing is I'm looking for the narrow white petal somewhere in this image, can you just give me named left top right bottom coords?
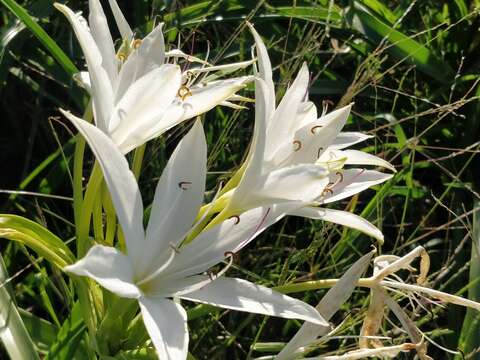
left=60, top=110, right=145, bottom=264
left=247, top=23, right=275, bottom=113
left=106, top=0, right=133, bottom=41
left=282, top=104, right=352, bottom=166
left=138, top=120, right=207, bottom=278
left=138, top=76, right=252, bottom=148
left=165, top=49, right=210, bottom=65
left=321, top=169, right=393, bottom=204
left=110, top=64, right=182, bottom=152
left=139, top=297, right=188, bottom=360
left=265, top=63, right=310, bottom=160
left=290, top=207, right=384, bottom=242
left=339, top=149, right=396, bottom=172
left=171, top=76, right=252, bottom=121
left=64, top=245, right=140, bottom=298
left=277, top=251, right=374, bottom=359
left=181, top=277, right=328, bottom=326
left=233, top=78, right=269, bottom=203
left=163, top=203, right=297, bottom=278
left=329, top=132, right=372, bottom=149
left=234, top=164, right=329, bottom=210
left=73, top=71, right=91, bottom=92
left=311, top=343, right=415, bottom=359
left=54, top=3, right=114, bottom=132
left=88, top=0, right=117, bottom=85
left=116, top=24, right=166, bottom=101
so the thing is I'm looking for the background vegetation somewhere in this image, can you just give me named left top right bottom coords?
left=1, top=0, right=480, bottom=358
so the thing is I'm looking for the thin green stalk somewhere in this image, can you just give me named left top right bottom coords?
left=132, top=144, right=146, bottom=180
left=0, top=255, right=40, bottom=360
left=77, top=162, right=103, bottom=257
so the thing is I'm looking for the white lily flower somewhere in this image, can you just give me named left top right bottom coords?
left=214, top=24, right=394, bottom=242
left=55, top=0, right=253, bottom=153
left=62, top=113, right=327, bottom=359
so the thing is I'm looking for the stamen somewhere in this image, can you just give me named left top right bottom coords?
left=321, top=188, right=333, bottom=196
left=132, top=39, right=142, bottom=49
left=322, top=99, right=334, bottom=116
left=178, top=181, right=192, bottom=190
left=169, top=242, right=180, bottom=254
left=310, top=125, right=323, bottom=134
left=293, top=140, right=302, bottom=152
left=228, top=215, right=240, bottom=225
left=117, top=53, right=127, bottom=62
left=317, top=147, right=324, bottom=158
left=136, top=248, right=176, bottom=286
left=177, top=85, right=192, bottom=101
left=206, top=251, right=234, bottom=282
left=336, top=171, right=344, bottom=183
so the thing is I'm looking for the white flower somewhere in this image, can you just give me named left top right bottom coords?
left=62, top=114, right=327, bottom=359
left=211, top=24, right=394, bottom=242
left=54, top=0, right=253, bottom=153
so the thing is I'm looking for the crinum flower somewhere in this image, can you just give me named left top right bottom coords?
left=55, top=0, right=253, bottom=153
left=208, top=24, right=394, bottom=242
left=63, top=115, right=327, bottom=359
left=359, top=246, right=480, bottom=359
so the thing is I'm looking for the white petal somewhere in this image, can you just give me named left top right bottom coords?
left=73, top=71, right=91, bottom=92
left=138, top=120, right=207, bottom=278
left=106, top=0, right=133, bottom=41
left=109, top=64, right=182, bottom=152
left=321, top=169, right=393, bottom=204
left=139, top=76, right=252, bottom=147
left=181, top=277, right=328, bottom=326
left=60, top=110, right=145, bottom=264
left=277, top=251, right=374, bottom=359
left=233, top=78, right=269, bottom=202
left=54, top=3, right=114, bottom=132
left=116, top=24, right=166, bottom=101
left=329, top=132, right=372, bottom=149
left=265, top=63, right=310, bottom=161
left=247, top=23, right=275, bottom=114
left=165, top=49, right=210, bottom=65
left=338, top=149, right=396, bottom=172
left=162, top=203, right=297, bottom=279
left=88, top=0, right=117, bottom=85
left=296, top=101, right=318, bottom=129
left=233, top=164, right=329, bottom=210
left=290, top=207, right=384, bottom=242
left=280, top=104, right=352, bottom=166
left=171, top=76, right=252, bottom=121
left=64, top=245, right=140, bottom=298
left=139, top=297, right=188, bottom=360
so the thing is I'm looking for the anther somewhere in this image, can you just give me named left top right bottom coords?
left=293, top=140, right=302, bottom=152
left=322, top=188, right=333, bottom=196
left=335, top=171, right=344, bottom=183
left=133, top=39, right=142, bottom=49
left=177, top=86, right=192, bottom=101
left=310, top=125, right=323, bottom=134
left=117, top=53, right=127, bottom=62
left=178, top=181, right=192, bottom=190
left=228, top=215, right=240, bottom=225
left=317, top=147, right=324, bottom=158
left=224, top=251, right=235, bottom=258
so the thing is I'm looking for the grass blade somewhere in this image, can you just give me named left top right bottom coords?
left=0, top=0, right=78, bottom=75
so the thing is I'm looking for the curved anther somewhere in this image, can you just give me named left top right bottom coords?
left=335, top=171, right=344, bottom=183
left=310, top=125, right=323, bottom=134
left=228, top=215, right=240, bottom=225
left=132, top=39, right=143, bottom=49
left=178, top=181, right=192, bottom=190
left=321, top=188, right=334, bottom=196
left=293, top=140, right=302, bottom=152
left=182, top=70, right=194, bottom=86
left=317, top=147, right=324, bottom=159
left=177, top=85, right=193, bottom=101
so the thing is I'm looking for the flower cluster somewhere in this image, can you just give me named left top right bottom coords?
left=2, top=0, right=471, bottom=359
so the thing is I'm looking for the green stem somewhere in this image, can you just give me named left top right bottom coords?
left=77, top=162, right=103, bottom=257
left=132, top=144, right=146, bottom=180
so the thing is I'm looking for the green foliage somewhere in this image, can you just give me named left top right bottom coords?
left=0, top=0, right=479, bottom=358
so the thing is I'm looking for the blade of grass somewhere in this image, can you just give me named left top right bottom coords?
left=0, top=0, right=77, bottom=75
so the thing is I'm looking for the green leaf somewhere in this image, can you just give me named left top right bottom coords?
left=0, top=214, right=75, bottom=268
left=457, top=199, right=480, bottom=359
left=0, top=0, right=77, bottom=75
left=268, top=5, right=342, bottom=25
left=19, top=309, right=58, bottom=354
left=347, top=2, right=454, bottom=82
left=0, top=255, right=41, bottom=360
